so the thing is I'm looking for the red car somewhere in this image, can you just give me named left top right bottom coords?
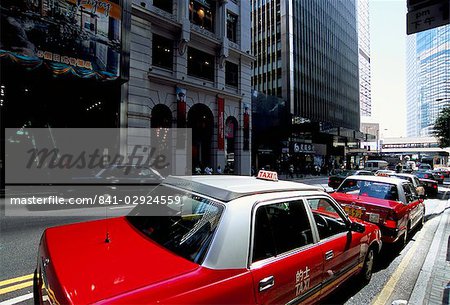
left=331, top=175, right=425, bottom=245
left=34, top=172, right=381, bottom=305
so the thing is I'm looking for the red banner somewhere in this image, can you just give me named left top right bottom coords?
left=218, top=98, right=224, bottom=150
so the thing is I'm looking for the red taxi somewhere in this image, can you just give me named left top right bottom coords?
left=34, top=171, right=381, bottom=305
left=331, top=175, right=425, bottom=245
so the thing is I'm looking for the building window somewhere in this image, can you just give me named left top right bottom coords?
left=277, top=87, right=282, bottom=97
left=153, top=0, right=172, bottom=13
left=225, top=61, right=239, bottom=87
left=227, top=11, right=238, bottom=43
left=189, top=0, right=215, bottom=33
left=188, top=47, right=214, bottom=81
left=152, top=34, right=173, bottom=70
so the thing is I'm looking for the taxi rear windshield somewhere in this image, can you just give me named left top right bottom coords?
left=127, top=185, right=223, bottom=264
left=337, top=179, right=399, bottom=201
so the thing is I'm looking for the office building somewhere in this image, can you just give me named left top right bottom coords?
left=406, top=24, right=450, bottom=137
left=357, top=0, right=372, bottom=117
left=251, top=0, right=361, bottom=171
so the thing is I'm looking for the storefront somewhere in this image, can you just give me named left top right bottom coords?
left=1, top=0, right=130, bottom=129
left=1, top=0, right=131, bottom=190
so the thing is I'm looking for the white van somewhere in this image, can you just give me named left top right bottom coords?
left=364, top=160, right=388, bottom=172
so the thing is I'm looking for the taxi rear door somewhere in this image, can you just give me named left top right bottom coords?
left=401, top=182, right=424, bottom=228
left=249, top=199, right=323, bottom=305
left=306, top=197, right=362, bottom=297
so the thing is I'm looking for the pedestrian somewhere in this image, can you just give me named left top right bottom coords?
left=314, top=164, right=320, bottom=176
left=396, top=162, right=402, bottom=173
left=204, top=166, right=213, bottom=175
left=216, top=165, right=222, bottom=174
left=289, top=164, right=294, bottom=178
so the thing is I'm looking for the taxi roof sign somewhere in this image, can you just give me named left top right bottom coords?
left=257, top=170, right=278, bottom=181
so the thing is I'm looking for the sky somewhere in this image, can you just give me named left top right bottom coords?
left=366, top=0, right=408, bottom=138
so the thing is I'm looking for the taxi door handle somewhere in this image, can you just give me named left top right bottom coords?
left=325, top=250, right=334, bottom=260
left=259, top=276, right=275, bottom=292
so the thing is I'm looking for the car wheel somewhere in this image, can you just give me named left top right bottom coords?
left=397, top=228, right=408, bottom=250
left=359, top=248, right=374, bottom=283
left=33, top=269, right=40, bottom=305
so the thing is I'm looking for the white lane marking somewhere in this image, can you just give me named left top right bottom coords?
left=0, top=293, right=33, bottom=305
left=109, top=206, right=134, bottom=210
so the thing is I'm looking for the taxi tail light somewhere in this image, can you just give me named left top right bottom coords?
left=384, top=210, right=398, bottom=229
left=384, top=219, right=398, bottom=229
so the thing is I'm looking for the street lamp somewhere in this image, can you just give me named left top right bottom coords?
left=378, top=128, right=388, bottom=156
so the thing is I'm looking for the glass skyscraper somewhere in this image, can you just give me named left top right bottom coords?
left=251, top=0, right=360, bottom=131
left=357, top=0, right=372, bottom=117
left=406, top=24, right=450, bottom=137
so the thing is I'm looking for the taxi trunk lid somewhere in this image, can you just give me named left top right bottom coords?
left=40, top=217, right=199, bottom=304
left=331, top=192, right=396, bottom=225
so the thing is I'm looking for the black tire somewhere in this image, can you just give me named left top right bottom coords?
left=359, top=248, right=375, bottom=283
left=396, top=227, right=408, bottom=251
left=33, top=269, right=40, bottom=305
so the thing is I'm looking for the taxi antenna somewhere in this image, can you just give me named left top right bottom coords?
left=105, top=205, right=111, bottom=243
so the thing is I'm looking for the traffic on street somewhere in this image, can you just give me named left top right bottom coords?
left=1, top=172, right=449, bottom=305
left=1, top=0, right=450, bottom=304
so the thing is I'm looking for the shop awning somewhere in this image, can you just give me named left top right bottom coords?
left=0, top=50, right=118, bottom=81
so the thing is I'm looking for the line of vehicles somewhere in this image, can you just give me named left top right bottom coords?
left=30, top=164, right=445, bottom=305
left=329, top=160, right=448, bottom=198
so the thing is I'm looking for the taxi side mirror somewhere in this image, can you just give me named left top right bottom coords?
left=350, top=222, right=365, bottom=233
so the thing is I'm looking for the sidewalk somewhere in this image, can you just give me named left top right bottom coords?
left=409, top=199, right=450, bottom=305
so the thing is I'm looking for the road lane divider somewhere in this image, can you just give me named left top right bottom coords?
left=0, top=274, right=33, bottom=288
left=0, top=293, right=33, bottom=305
left=0, top=281, right=33, bottom=295
left=0, top=274, right=34, bottom=295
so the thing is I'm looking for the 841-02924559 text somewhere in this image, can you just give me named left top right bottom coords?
left=8, top=195, right=182, bottom=205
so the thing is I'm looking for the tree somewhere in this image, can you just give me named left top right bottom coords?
left=433, top=106, right=450, bottom=148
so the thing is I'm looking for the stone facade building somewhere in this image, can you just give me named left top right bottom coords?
left=127, top=0, right=253, bottom=174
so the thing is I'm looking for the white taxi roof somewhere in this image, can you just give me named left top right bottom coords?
left=163, top=175, right=322, bottom=202
left=389, top=173, right=415, bottom=178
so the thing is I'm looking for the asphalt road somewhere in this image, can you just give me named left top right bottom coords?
left=0, top=177, right=448, bottom=305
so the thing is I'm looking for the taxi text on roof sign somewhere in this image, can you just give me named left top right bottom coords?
left=257, top=170, right=278, bottom=181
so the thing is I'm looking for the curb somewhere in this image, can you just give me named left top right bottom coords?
left=409, top=208, right=449, bottom=304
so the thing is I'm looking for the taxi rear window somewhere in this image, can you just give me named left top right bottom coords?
left=127, top=185, right=223, bottom=264
left=337, top=179, right=399, bottom=201
left=252, top=200, right=313, bottom=263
